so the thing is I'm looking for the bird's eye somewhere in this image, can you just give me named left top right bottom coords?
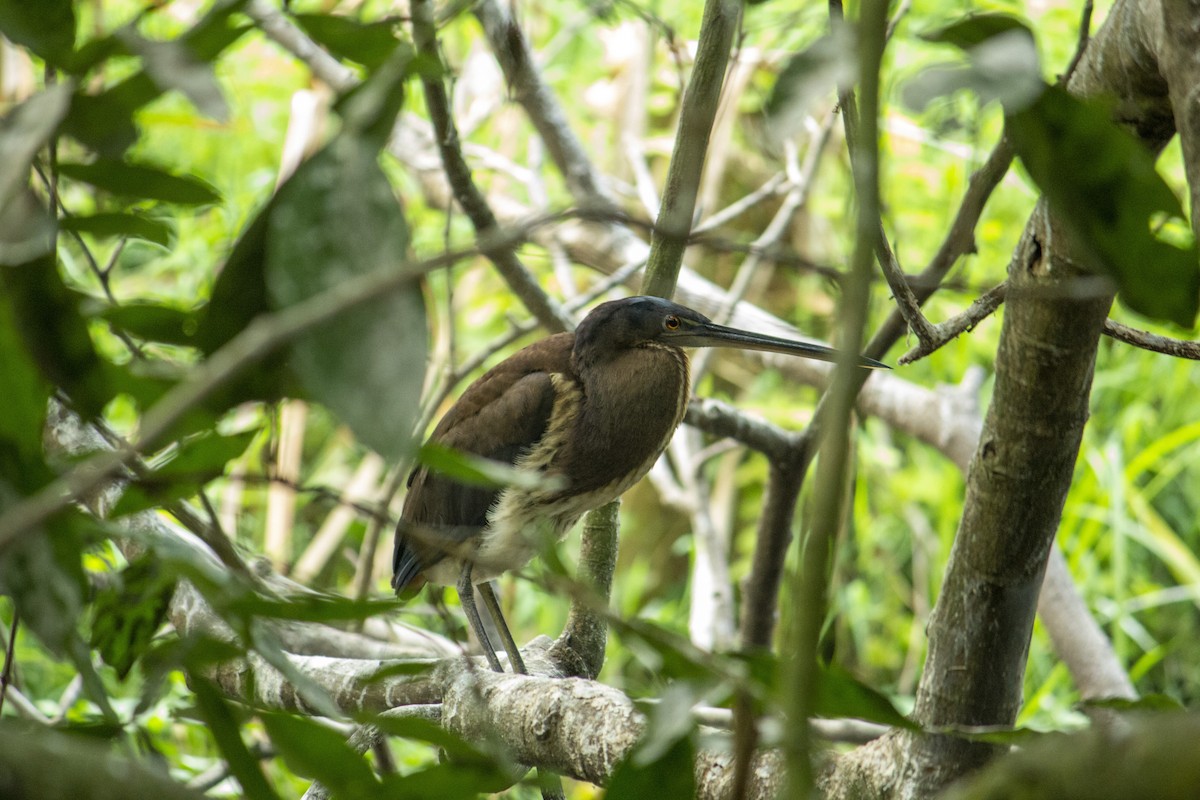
left=664, top=315, right=681, bottom=331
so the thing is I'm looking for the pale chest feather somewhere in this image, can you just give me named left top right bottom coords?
left=443, top=346, right=689, bottom=584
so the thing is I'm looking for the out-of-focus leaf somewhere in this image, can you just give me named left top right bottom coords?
left=0, top=506, right=88, bottom=658
left=266, top=135, right=425, bottom=461
left=1008, top=85, right=1200, bottom=326
left=634, top=682, right=702, bottom=764
left=904, top=22, right=1041, bottom=113
left=0, top=0, right=75, bottom=67
left=119, top=30, right=229, bottom=121
left=0, top=85, right=72, bottom=206
left=606, top=729, right=695, bottom=800
left=191, top=678, right=281, bottom=800
left=374, top=714, right=501, bottom=764
left=815, top=664, right=917, bottom=730
left=0, top=721, right=206, bottom=800
left=0, top=292, right=51, bottom=471
left=112, top=430, right=257, bottom=517
left=292, top=13, right=402, bottom=70
left=261, top=712, right=379, bottom=798
left=62, top=212, right=175, bottom=247
left=90, top=554, right=176, bottom=679
left=365, top=660, right=437, bottom=681
left=615, top=618, right=727, bottom=684
left=379, top=762, right=519, bottom=799
left=194, top=203, right=271, bottom=353
left=100, top=303, right=196, bottom=346
left=417, top=443, right=566, bottom=491
left=1, top=250, right=111, bottom=418
left=58, top=159, right=221, bottom=205
left=1082, top=694, right=1185, bottom=713
left=919, top=12, right=1031, bottom=49
left=764, top=27, right=856, bottom=142
left=224, top=594, right=398, bottom=623
left=334, top=43, right=415, bottom=146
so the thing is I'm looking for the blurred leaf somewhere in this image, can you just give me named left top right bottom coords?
left=100, top=302, right=196, bottom=345
left=0, top=0, right=75, bottom=67
left=112, top=430, right=258, bottom=516
left=194, top=203, right=270, bottom=352
left=0, top=292, right=51, bottom=472
left=635, top=682, right=702, bottom=764
left=764, top=27, right=855, bottom=142
left=0, top=721, right=206, bottom=800
left=815, top=664, right=917, bottom=730
left=90, top=554, right=176, bottom=679
left=0, top=250, right=111, bottom=418
left=266, top=134, right=425, bottom=461
left=418, top=443, right=566, bottom=491
left=606, top=729, right=695, bottom=800
left=334, top=43, right=415, bottom=144
left=62, top=89, right=142, bottom=157
left=920, top=12, right=1031, bottom=49
left=191, top=678, right=281, bottom=800
left=0, top=85, right=72, bottom=207
left=1008, top=85, right=1200, bottom=326
left=379, top=762, right=519, bottom=799
left=365, top=660, right=437, bottom=681
left=261, top=712, right=379, bottom=797
left=904, top=21, right=1041, bottom=113
left=0, top=506, right=88, bottom=658
left=58, top=159, right=221, bottom=205
left=62, top=211, right=175, bottom=247
left=374, top=714, right=501, bottom=765
left=225, top=594, right=398, bottom=623
left=1082, top=694, right=1185, bottom=713
left=292, top=13, right=402, bottom=70
left=119, top=30, right=229, bottom=121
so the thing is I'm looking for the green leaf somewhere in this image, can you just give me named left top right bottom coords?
left=815, top=664, right=917, bottom=730
left=1081, top=693, right=1185, bottom=713
left=58, top=159, right=221, bottom=205
left=90, top=554, right=176, bottom=679
left=191, top=679, right=281, bottom=800
left=224, top=594, right=399, bottom=624
left=379, top=762, right=519, bottom=799
left=100, top=302, right=196, bottom=346
left=265, top=134, right=425, bottom=461
left=1008, top=85, right=1200, bottom=326
left=260, top=712, right=379, bottom=798
left=0, top=0, right=75, bottom=67
left=920, top=12, right=1032, bottom=49
left=374, top=714, right=501, bottom=764
left=119, top=30, right=229, bottom=121
left=292, top=13, right=402, bottom=71
left=0, top=250, right=112, bottom=419
left=0, top=721, right=207, bottom=800
left=195, top=204, right=270, bottom=352
left=0, top=506, right=88, bottom=658
left=112, top=430, right=257, bottom=517
left=62, top=212, right=175, bottom=247
left=0, top=292, right=51, bottom=471
left=0, top=85, right=73, bottom=207
left=606, top=729, right=695, bottom=800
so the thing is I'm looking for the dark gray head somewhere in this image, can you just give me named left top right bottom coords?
left=573, top=296, right=889, bottom=369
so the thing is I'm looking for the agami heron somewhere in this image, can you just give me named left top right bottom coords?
left=393, top=296, right=887, bottom=673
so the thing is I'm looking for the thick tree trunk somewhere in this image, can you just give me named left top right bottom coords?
left=824, top=1, right=1182, bottom=796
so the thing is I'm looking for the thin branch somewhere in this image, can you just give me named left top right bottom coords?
left=410, top=0, right=572, bottom=333
left=899, top=281, right=1009, bottom=364
left=1102, top=319, right=1200, bottom=360
left=0, top=612, right=18, bottom=718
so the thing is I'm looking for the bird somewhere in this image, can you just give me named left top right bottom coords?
left=392, top=295, right=888, bottom=674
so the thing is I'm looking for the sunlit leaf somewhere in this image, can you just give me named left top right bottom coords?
left=112, top=430, right=258, bottom=517
left=417, top=443, right=566, bottom=491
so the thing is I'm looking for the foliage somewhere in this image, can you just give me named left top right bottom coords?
left=0, top=0, right=1197, bottom=797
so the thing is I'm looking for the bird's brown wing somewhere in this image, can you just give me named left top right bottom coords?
left=392, top=334, right=573, bottom=592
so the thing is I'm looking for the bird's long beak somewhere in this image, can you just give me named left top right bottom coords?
left=665, top=321, right=890, bottom=370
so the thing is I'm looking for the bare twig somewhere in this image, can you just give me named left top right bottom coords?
left=1102, top=319, right=1200, bottom=360
left=899, top=281, right=1009, bottom=364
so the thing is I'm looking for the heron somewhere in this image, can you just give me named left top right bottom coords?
left=392, top=295, right=887, bottom=674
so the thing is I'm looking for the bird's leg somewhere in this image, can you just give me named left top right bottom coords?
left=457, top=561, right=504, bottom=673
left=478, top=580, right=528, bottom=675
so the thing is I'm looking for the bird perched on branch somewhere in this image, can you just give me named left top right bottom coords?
left=393, top=295, right=887, bottom=673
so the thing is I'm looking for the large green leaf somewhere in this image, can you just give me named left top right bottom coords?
left=111, top=429, right=258, bottom=517
left=0, top=0, right=75, bottom=67
left=58, top=159, right=221, bottom=206
left=62, top=211, right=176, bottom=247
left=814, top=664, right=917, bottom=730
left=292, top=13, right=403, bottom=71
left=191, top=679, right=281, bottom=800
left=261, top=712, right=380, bottom=798
left=119, top=30, right=229, bottom=121
left=606, top=729, right=696, bottom=800
left=1009, top=85, right=1200, bottom=326
left=265, top=135, right=425, bottom=461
